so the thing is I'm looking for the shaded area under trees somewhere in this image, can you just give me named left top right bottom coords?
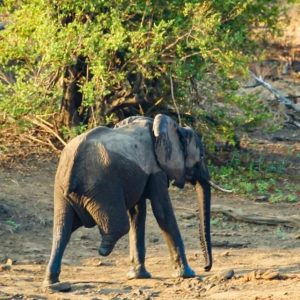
left=0, top=0, right=286, bottom=144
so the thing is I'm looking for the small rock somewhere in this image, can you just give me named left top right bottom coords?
left=6, top=258, right=14, bottom=265
left=261, top=270, right=280, bottom=280
left=81, top=257, right=106, bottom=266
left=242, top=269, right=281, bottom=281
left=222, top=269, right=235, bottom=280
left=0, top=203, right=11, bottom=215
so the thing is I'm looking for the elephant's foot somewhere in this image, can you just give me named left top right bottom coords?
left=42, top=273, right=59, bottom=286
left=172, top=265, right=195, bottom=278
left=98, top=235, right=118, bottom=256
left=127, top=265, right=151, bottom=280
left=42, top=281, right=71, bottom=292
left=42, top=274, right=71, bottom=292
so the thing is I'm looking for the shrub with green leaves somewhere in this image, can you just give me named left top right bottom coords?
left=209, top=150, right=299, bottom=203
left=0, top=0, right=283, bottom=143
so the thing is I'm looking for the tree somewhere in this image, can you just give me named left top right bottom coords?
left=0, top=0, right=282, bottom=142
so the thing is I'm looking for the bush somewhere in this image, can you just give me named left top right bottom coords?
left=0, top=0, right=284, bottom=145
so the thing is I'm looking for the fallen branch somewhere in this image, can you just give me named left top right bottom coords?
left=24, top=116, right=67, bottom=147
left=35, top=115, right=55, bottom=128
left=22, top=134, right=60, bottom=153
left=212, top=204, right=300, bottom=228
left=23, top=134, right=52, bottom=147
left=170, top=74, right=182, bottom=126
left=250, top=71, right=300, bottom=112
left=212, top=240, right=250, bottom=248
left=175, top=204, right=300, bottom=228
left=46, top=138, right=60, bottom=152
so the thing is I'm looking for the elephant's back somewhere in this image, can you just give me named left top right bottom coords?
left=85, top=125, right=159, bottom=175
left=55, top=124, right=159, bottom=196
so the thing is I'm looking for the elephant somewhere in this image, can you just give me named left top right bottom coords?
left=43, top=114, right=213, bottom=289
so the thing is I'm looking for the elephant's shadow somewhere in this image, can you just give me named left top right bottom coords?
left=66, top=281, right=157, bottom=297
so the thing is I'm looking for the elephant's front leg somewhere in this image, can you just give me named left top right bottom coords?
left=127, top=198, right=151, bottom=279
left=148, top=173, right=195, bottom=278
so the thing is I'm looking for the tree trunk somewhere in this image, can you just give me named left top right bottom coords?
left=60, top=56, right=87, bottom=127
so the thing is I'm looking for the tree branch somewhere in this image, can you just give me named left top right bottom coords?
left=212, top=204, right=300, bottom=228
left=170, top=74, right=182, bottom=126
left=250, top=71, right=300, bottom=112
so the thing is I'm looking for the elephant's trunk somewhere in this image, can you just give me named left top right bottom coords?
left=196, top=180, right=212, bottom=272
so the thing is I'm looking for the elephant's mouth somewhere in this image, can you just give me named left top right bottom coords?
left=186, top=176, right=197, bottom=185
left=171, top=178, right=185, bottom=189
left=185, top=168, right=197, bottom=185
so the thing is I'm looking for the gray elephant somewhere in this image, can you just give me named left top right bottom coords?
left=43, top=114, right=213, bottom=289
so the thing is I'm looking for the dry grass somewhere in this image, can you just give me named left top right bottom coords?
left=0, top=123, right=61, bottom=168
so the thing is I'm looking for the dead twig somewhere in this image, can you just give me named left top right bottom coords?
left=35, top=115, right=55, bottom=128
left=22, top=134, right=60, bottom=153
left=145, top=98, right=163, bottom=114
left=170, top=74, right=182, bottom=126
left=23, top=134, right=51, bottom=147
left=250, top=71, right=300, bottom=112
left=24, top=116, right=67, bottom=147
left=46, top=138, right=60, bottom=152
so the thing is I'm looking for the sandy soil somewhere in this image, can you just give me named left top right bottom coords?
left=0, top=156, right=299, bottom=300
left=1, top=6, right=300, bottom=298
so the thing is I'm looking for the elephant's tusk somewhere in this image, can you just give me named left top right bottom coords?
left=208, top=180, right=233, bottom=193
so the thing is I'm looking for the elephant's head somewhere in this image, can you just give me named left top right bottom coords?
left=153, top=114, right=212, bottom=271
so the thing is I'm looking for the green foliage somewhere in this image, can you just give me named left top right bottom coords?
left=60, top=123, right=88, bottom=140
left=210, top=151, right=299, bottom=203
left=0, top=0, right=284, bottom=139
left=5, top=219, right=21, bottom=232
left=275, top=226, right=286, bottom=240
left=210, top=217, right=222, bottom=226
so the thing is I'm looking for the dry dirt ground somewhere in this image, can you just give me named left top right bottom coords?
left=0, top=151, right=300, bottom=300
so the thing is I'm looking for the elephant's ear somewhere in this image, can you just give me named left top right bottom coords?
left=153, top=114, right=185, bottom=188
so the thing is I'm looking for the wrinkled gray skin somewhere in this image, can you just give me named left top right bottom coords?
left=43, top=114, right=212, bottom=288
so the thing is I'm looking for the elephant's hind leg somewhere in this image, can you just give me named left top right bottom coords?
left=43, top=199, right=79, bottom=289
left=127, top=198, right=151, bottom=279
